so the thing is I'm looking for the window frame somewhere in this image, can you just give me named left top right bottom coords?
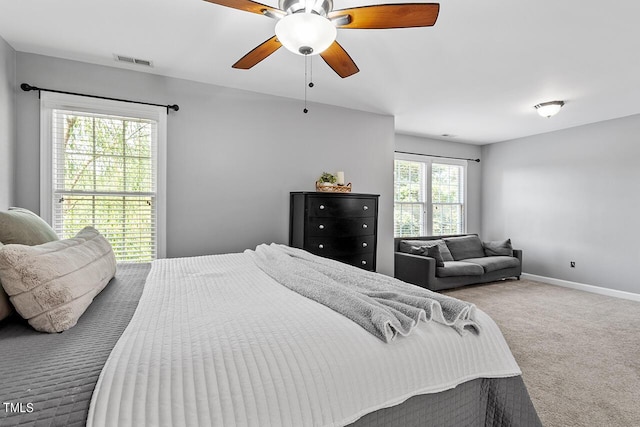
left=40, top=92, right=167, bottom=259
left=394, top=152, right=467, bottom=237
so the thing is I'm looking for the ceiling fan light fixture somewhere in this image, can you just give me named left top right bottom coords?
left=534, top=100, right=565, bottom=118
left=275, top=13, right=337, bottom=56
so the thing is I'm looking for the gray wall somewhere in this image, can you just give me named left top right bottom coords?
left=14, top=53, right=395, bottom=274
left=481, top=114, right=640, bottom=294
left=395, top=134, right=482, bottom=234
left=0, top=36, right=15, bottom=209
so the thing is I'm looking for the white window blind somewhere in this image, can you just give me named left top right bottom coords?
left=41, top=93, right=166, bottom=262
left=394, top=159, right=426, bottom=237
left=394, top=154, right=466, bottom=237
left=431, top=163, right=465, bottom=235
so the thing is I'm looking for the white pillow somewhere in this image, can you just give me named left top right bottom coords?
left=0, top=227, right=116, bottom=333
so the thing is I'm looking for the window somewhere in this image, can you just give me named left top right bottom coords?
left=394, top=160, right=426, bottom=237
left=40, top=93, right=166, bottom=262
left=394, top=154, right=466, bottom=237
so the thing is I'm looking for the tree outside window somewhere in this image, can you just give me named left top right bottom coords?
left=54, top=112, right=156, bottom=262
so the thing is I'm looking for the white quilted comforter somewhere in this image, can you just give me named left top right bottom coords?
left=88, top=253, right=520, bottom=427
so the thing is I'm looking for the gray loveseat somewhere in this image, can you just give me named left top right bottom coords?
left=394, top=234, right=522, bottom=291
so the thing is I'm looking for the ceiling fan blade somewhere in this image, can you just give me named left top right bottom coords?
left=320, top=41, right=359, bottom=78
left=329, top=3, right=440, bottom=29
left=202, top=0, right=280, bottom=17
left=232, top=36, right=282, bottom=69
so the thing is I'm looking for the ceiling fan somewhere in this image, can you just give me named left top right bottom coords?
left=203, top=0, right=440, bottom=78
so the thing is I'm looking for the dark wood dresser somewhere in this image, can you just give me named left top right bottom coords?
left=289, top=192, right=380, bottom=271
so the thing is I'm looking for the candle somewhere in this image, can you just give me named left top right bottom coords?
left=336, top=171, right=345, bottom=185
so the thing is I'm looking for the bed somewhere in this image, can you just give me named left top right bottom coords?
left=0, top=246, right=541, bottom=427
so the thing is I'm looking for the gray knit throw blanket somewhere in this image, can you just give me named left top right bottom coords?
left=246, top=244, right=479, bottom=343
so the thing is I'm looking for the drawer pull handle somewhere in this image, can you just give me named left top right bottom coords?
left=362, top=242, right=368, bottom=248
left=363, top=206, right=369, bottom=211
left=319, top=224, right=325, bottom=230
left=319, top=205, right=325, bottom=210
left=362, top=224, right=368, bottom=229
left=318, top=244, right=324, bottom=249
left=361, top=260, right=367, bottom=265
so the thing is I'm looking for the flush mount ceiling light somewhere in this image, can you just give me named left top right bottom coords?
left=534, top=100, right=565, bottom=118
left=202, top=0, right=440, bottom=78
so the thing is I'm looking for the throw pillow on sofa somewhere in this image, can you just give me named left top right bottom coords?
left=483, top=239, right=513, bottom=257
left=398, top=243, right=445, bottom=266
left=425, top=245, right=446, bottom=267
left=398, top=239, right=454, bottom=262
left=443, top=235, right=485, bottom=260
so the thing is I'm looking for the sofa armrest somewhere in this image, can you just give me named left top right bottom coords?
left=513, top=249, right=523, bottom=278
left=394, top=252, right=437, bottom=288
left=513, top=249, right=523, bottom=263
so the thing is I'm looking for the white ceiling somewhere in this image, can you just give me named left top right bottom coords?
left=1, top=0, right=639, bottom=144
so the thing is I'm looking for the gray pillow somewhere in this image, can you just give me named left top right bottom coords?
left=0, top=207, right=59, bottom=245
left=443, top=235, right=485, bottom=261
left=400, top=244, right=445, bottom=267
left=483, top=239, right=513, bottom=257
left=424, top=245, right=445, bottom=267
left=0, top=226, right=116, bottom=333
left=398, top=239, right=454, bottom=262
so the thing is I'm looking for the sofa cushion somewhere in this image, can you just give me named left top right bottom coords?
left=398, top=239, right=454, bottom=262
left=0, top=207, right=59, bottom=246
left=436, top=261, right=484, bottom=277
left=443, top=235, right=485, bottom=260
left=0, top=226, right=116, bottom=333
left=463, top=256, right=520, bottom=273
left=483, top=239, right=513, bottom=257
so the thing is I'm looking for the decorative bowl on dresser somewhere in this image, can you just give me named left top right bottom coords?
left=289, top=192, right=380, bottom=271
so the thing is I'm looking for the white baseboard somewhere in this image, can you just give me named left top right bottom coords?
left=521, top=273, right=640, bottom=302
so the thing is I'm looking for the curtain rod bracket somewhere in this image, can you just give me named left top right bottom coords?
left=21, top=83, right=179, bottom=114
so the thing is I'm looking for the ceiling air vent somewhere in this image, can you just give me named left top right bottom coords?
left=134, top=58, right=152, bottom=66
left=114, top=54, right=153, bottom=67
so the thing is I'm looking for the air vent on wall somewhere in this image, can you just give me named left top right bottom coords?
left=114, top=54, right=153, bottom=67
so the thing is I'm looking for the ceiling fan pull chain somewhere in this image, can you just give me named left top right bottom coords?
left=303, top=54, right=309, bottom=113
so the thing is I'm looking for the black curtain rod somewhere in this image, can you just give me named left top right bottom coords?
left=20, top=83, right=179, bottom=114
left=394, top=150, right=480, bottom=163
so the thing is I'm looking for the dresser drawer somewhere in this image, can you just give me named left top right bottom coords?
left=308, top=197, right=376, bottom=218
left=306, top=235, right=375, bottom=257
left=306, top=217, right=375, bottom=237
left=332, top=252, right=376, bottom=271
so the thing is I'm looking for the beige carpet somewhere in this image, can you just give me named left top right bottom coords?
left=443, top=279, right=640, bottom=427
